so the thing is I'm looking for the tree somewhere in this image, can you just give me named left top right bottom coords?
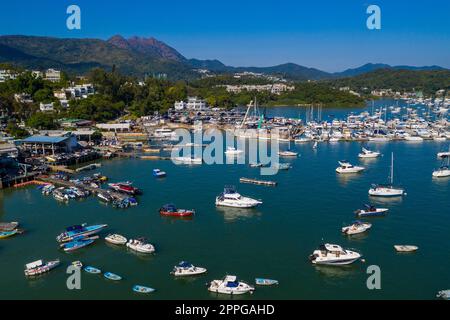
left=26, top=112, right=57, bottom=130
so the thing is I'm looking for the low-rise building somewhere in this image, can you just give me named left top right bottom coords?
left=45, top=69, right=61, bottom=82
left=0, top=69, right=18, bottom=82
left=40, top=102, right=54, bottom=112
left=20, top=132, right=79, bottom=155
left=14, top=93, right=34, bottom=104
left=96, top=123, right=131, bottom=132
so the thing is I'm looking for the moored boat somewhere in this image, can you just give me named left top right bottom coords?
left=355, top=205, right=389, bottom=217
left=215, top=186, right=262, bottom=208
left=104, top=272, right=122, bottom=281
left=133, top=285, right=155, bottom=294
left=208, top=275, right=255, bottom=295
left=436, top=290, right=450, bottom=300
left=278, top=151, right=298, bottom=157
left=24, top=259, right=60, bottom=277
left=0, top=229, right=19, bottom=239
left=56, top=223, right=108, bottom=243
left=394, top=245, right=418, bottom=252
left=159, top=204, right=195, bottom=217
left=309, top=244, right=361, bottom=265
left=171, top=261, right=207, bottom=276
left=152, top=169, right=167, bottom=178
left=105, top=234, right=127, bottom=245
left=358, top=147, right=381, bottom=159
left=126, top=238, right=155, bottom=254
left=341, top=221, right=372, bottom=235
left=60, top=237, right=96, bottom=252
left=0, top=222, right=19, bottom=232
left=336, top=161, right=365, bottom=174
left=369, top=153, right=405, bottom=197
left=255, top=278, right=279, bottom=286
left=84, top=266, right=102, bottom=274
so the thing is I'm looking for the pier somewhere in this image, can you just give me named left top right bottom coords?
left=239, top=177, right=277, bottom=186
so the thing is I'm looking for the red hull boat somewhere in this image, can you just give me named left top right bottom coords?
left=159, top=204, right=194, bottom=217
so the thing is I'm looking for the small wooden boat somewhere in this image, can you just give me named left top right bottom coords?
left=133, top=285, right=155, bottom=294
left=255, top=278, right=279, bottom=286
left=0, top=222, right=19, bottom=232
left=24, top=259, right=60, bottom=276
left=159, top=204, right=194, bottom=217
left=105, top=234, right=127, bottom=245
left=394, top=245, right=418, bottom=252
left=104, top=272, right=122, bottom=281
left=0, top=229, right=19, bottom=239
left=84, top=266, right=102, bottom=274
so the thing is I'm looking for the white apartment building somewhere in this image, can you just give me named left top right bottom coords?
left=45, top=69, right=61, bottom=82
left=174, top=97, right=208, bottom=111
left=223, top=83, right=294, bottom=95
left=0, top=69, right=17, bottom=82
left=40, top=102, right=54, bottom=112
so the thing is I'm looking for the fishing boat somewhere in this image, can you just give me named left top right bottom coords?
left=394, top=245, right=418, bottom=252
left=0, top=229, right=19, bottom=239
left=109, top=182, right=141, bottom=195
left=369, top=153, right=405, bottom=197
left=126, top=238, right=155, bottom=254
left=436, top=290, right=450, bottom=300
left=159, top=204, right=195, bottom=217
left=309, top=244, right=361, bottom=265
left=60, top=237, right=97, bottom=252
left=133, top=285, right=155, bottom=294
left=105, top=234, right=127, bottom=245
left=173, top=156, right=202, bottom=165
left=171, top=261, right=207, bottom=276
left=152, top=169, right=167, bottom=178
left=56, top=223, right=108, bottom=243
left=84, top=266, right=102, bottom=274
left=341, top=221, right=372, bottom=235
left=24, top=259, right=60, bottom=276
left=104, top=272, right=122, bottom=281
left=255, top=278, right=279, bottom=286
left=358, top=147, right=381, bottom=159
left=215, top=186, right=262, bottom=208
left=355, top=205, right=389, bottom=217
left=208, top=275, right=255, bottom=295
left=97, top=191, right=114, bottom=202
left=336, top=161, right=365, bottom=174
left=278, top=151, right=298, bottom=157
left=0, top=222, right=19, bottom=232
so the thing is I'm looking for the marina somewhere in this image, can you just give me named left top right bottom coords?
left=0, top=102, right=449, bottom=299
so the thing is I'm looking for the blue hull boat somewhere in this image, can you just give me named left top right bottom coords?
left=104, top=272, right=122, bottom=281
left=84, top=266, right=101, bottom=274
left=61, top=238, right=95, bottom=252
left=57, top=223, right=108, bottom=243
left=255, top=278, right=279, bottom=286
left=133, top=285, right=155, bottom=294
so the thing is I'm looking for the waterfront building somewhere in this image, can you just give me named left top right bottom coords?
left=96, top=123, right=131, bottom=132
left=186, top=97, right=208, bottom=110
left=20, top=132, right=79, bottom=155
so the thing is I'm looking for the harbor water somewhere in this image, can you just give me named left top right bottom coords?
left=1, top=101, right=449, bottom=300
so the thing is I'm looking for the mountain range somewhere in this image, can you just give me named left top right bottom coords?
left=0, top=35, right=447, bottom=80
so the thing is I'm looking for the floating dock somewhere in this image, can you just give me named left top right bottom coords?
left=239, top=177, right=277, bottom=186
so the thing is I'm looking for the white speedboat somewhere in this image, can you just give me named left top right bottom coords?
left=208, top=275, right=254, bottom=295
left=215, top=186, right=262, bottom=208
left=369, top=153, right=405, bottom=197
left=436, top=290, right=450, bottom=300
left=394, top=245, right=418, bottom=252
left=278, top=151, right=298, bottom=157
left=171, top=261, right=207, bottom=276
left=105, top=234, right=127, bottom=245
left=173, top=156, right=202, bottom=165
left=126, top=238, right=155, bottom=254
left=342, top=221, right=372, bottom=235
left=358, top=147, right=381, bottom=159
left=336, top=161, right=365, bottom=174
left=224, top=147, right=243, bottom=156
left=355, top=205, right=389, bottom=217
left=309, top=244, right=361, bottom=265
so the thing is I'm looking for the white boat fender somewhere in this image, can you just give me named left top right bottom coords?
left=361, top=259, right=366, bottom=263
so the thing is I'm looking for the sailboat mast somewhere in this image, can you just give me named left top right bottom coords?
left=391, top=152, right=394, bottom=185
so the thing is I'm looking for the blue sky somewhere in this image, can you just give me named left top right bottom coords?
left=0, top=0, right=449, bottom=72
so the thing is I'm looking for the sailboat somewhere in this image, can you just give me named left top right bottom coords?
left=432, top=155, right=450, bottom=178
left=369, top=153, right=405, bottom=197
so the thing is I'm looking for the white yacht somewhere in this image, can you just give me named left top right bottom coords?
left=341, top=221, right=372, bottom=235
left=433, top=154, right=450, bottom=177
left=154, top=127, right=176, bottom=139
left=208, top=275, right=254, bottom=295
left=309, top=244, right=361, bottom=266
left=358, top=147, right=381, bottom=159
left=215, top=186, right=262, bottom=208
left=278, top=150, right=298, bottom=157
left=126, top=238, right=155, bottom=254
left=171, top=261, right=207, bottom=277
left=369, top=153, right=405, bottom=197
left=336, top=161, right=365, bottom=174
left=173, top=156, right=202, bottom=165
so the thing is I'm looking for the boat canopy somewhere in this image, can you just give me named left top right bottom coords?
left=26, top=260, right=43, bottom=269
left=224, top=186, right=237, bottom=194
left=162, top=204, right=177, bottom=211
left=66, top=225, right=85, bottom=232
left=178, top=261, right=193, bottom=268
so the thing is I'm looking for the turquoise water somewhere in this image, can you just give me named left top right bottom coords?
left=1, top=104, right=449, bottom=300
